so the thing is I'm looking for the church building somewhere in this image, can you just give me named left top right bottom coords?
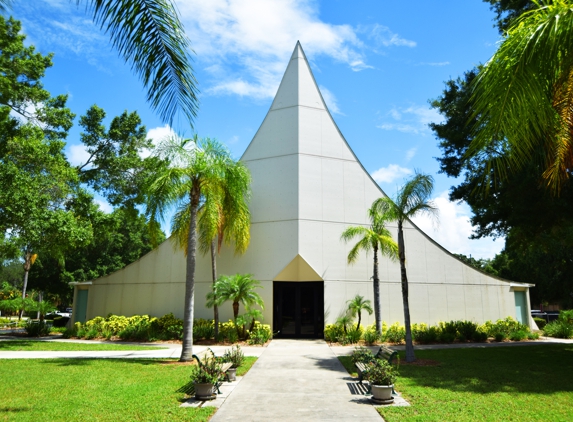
left=71, top=43, right=535, bottom=337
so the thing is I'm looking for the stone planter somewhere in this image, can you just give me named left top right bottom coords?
left=371, top=384, right=394, bottom=405
left=194, top=382, right=215, bottom=400
left=227, top=368, right=237, bottom=381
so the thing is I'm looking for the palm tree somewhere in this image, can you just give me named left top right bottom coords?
left=373, top=172, right=437, bottom=362
left=145, top=136, right=245, bottom=361
left=1, top=0, right=197, bottom=125
left=196, top=163, right=251, bottom=340
left=346, top=294, right=373, bottom=330
left=207, top=273, right=264, bottom=322
left=469, top=1, right=573, bottom=193
left=341, top=207, right=398, bottom=336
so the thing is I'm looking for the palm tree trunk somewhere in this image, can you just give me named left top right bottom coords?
left=357, top=311, right=362, bottom=330
left=232, top=301, right=241, bottom=338
left=20, top=252, right=32, bottom=320
left=398, top=221, right=416, bottom=362
left=373, top=243, right=382, bottom=335
left=180, top=183, right=201, bottom=362
left=211, top=239, right=220, bottom=340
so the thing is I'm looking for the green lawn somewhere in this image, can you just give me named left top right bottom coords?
left=340, top=344, right=573, bottom=421
left=0, top=356, right=258, bottom=421
left=0, top=340, right=167, bottom=351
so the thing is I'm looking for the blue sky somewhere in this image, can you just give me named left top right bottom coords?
left=9, top=0, right=505, bottom=259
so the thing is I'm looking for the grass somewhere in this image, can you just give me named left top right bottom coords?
left=0, top=340, right=167, bottom=351
left=0, top=355, right=258, bottom=421
left=236, top=356, right=257, bottom=376
left=340, top=344, right=573, bottom=421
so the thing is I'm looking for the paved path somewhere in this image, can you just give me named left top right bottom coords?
left=0, top=337, right=267, bottom=359
left=210, top=339, right=381, bottom=422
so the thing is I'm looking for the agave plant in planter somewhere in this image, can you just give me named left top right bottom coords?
left=178, top=352, right=225, bottom=400
left=364, top=359, right=398, bottom=404
left=222, top=345, right=244, bottom=381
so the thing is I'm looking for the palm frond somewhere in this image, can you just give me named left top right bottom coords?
left=469, top=1, right=573, bottom=192
left=81, top=0, right=198, bottom=125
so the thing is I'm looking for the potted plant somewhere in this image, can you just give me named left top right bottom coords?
left=222, top=345, right=244, bottom=381
left=364, top=359, right=397, bottom=404
left=190, top=355, right=224, bottom=400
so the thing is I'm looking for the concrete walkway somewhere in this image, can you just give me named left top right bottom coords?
left=210, top=339, right=381, bottom=422
left=0, top=336, right=267, bottom=359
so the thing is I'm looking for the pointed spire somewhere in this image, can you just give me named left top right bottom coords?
left=270, top=42, right=326, bottom=112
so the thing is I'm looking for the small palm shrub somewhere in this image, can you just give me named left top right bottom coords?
left=509, top=330, right=528, bottom=341
left=364, top=359, right=397, bottom=386
left=457, top=320, right=479, bottom=341
left=544, top=311, right=573, bottom=339
left=193, top=319, right=214, bottom=340
left=350, top=346, right=374, bottom=365
left=24, top=320, right=50, bottom=337
left=362, top=325, right=379, bottom=345
left=483, top=317, right=529, bottom=340
left=414, top=325, right=441, bottom=344
left=527, top=331, right=540, bottom=340
left=152, top=313, right=184, bottom=340
left=247, top=322, right=272, bottom=345
left=222, top=345, right=244, bottom=368
left=324, top=323, right=345, bottom=343
left=472, top=330, right=488, bottom=342
left=384, top=322, right=405, bottom=344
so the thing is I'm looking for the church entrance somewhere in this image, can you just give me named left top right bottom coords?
left=273, top=281, right=324, bottom=338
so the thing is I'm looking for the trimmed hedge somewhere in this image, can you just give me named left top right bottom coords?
left=66, top=313, right=272, bottom=344
left=324, top=316, right=534, bottom=345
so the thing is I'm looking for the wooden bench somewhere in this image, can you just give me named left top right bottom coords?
left=192, top=349, right=233, bottom=394
left=355, top=345, right=398, bottom=385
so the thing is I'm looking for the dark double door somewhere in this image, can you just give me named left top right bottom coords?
left=273, top=281, right=324, bottom=338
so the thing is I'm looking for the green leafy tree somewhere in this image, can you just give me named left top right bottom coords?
left=77, top=105, right=169, bottom=210
left=28, top=197, right=164, bottom=304
left=373, top=173, right=438, bottom=362
left=1, top=126, right=93, bottom=314
left=341, top=207, right=398, bottom=335
left=484, top=0, right=536, bottom=33
left=346, top=295, right=373, bottom=330
left=146, top=136, right=248, bottom=361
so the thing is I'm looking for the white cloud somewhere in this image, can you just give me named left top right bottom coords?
left=405, top=147, right=417, bottom=161
left=17, top=2, right=112, bottom=69
left=411, top=191, right=504, bottom=259
left=143, top=125, right=177, bottom=158
left=319, top=86, right=343, bottom=115
left=371, top=164, right=412, bottom=184
left=378, top=104, right=442, bottom=135
left=419, top=61, right=450, bottom=66
left=94, top=198, right=113, bottom=214
left=176, top=0, right=382, bottom=98
left=368, top=24, right=416, bottom=48
left=67, top=144, right=91, bottom=167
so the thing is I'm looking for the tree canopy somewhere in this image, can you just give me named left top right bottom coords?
left=0, top=16, right=165, bottom=306
left=430, top=1, right=573, bottom=307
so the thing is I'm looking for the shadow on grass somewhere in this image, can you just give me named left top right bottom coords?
left=395, top=344, right=573, bottom=394
left=0, top=406, right=31, bottom=413
left=0, top=340, right=33, bottom=349
left=42, top=358, right=177, bottom=367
